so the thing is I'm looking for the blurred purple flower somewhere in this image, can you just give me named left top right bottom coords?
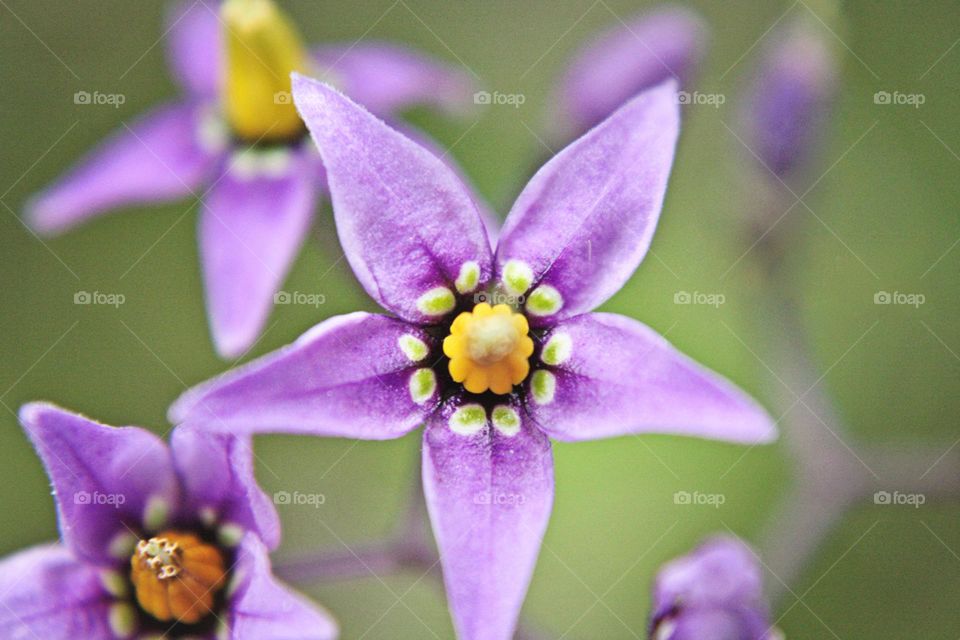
left=25, top=0, right=477, bottom=359
left=168, top=75, right=776, bottom=640
left=650, top=536, right=778, bottom=640
left=742, top=20, right=836, bottom=178
left=551, top=5, right=707, bottom=141
left=1, top=403, right=336, bottom=639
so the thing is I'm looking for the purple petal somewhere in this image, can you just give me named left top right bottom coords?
left=169, top=313, right=434, bottom=439
left=19, top=403, right=179, bottom=563
left=165, top=0, right=222, bottom=98
left=742, top=20, right=836, bottom=177
left=422, top=399, right=554, bottom=640
left=228, top=533, right=338, bottom=640
left=530, top=313, right=776, bottom=444
left=496, top=81, right=679, bottom=325
left=170, top=427, right=281, bottom=550
left=553, top=6, right=706, bottom=139
left=26, top=101, right=222, bottom=235
left=200, top=149, right=318, bottom=358
left=292, top=74, right=493, bottom=322
left=396, top=123, right=500, bottom=246
left=0, top=544, right=114, bottom=639
left=314, top=41, right=477, bottom=117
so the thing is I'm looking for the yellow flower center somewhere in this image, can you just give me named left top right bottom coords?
left=130, top=531, right=228, bottom=625
left=443, top=303, right=534, bottom=395
left=221, top=0, right=309, bottom=142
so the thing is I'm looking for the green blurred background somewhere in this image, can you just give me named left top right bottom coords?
left=1, top=1, right=958, bottom=637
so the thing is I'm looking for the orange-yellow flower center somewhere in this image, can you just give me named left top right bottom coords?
left=130, top=530, right=228, bottom=625
left=443, top=303, right=534, bottom=395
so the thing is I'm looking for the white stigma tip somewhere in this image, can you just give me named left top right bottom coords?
left=449, top=404, right=487, bottom=436
left=502, top=259, right=534, bottom=296
left=409, top=368, right=437, bottom=404
left=455, top=261, right=482, bottom=294
left=491, top=405, right=521, bottom=436
left=526, top=285, right=564, bottom=317
left=416, top=286, right=456, bottom=316
left=530, top=370, right=557, bottom=405
left=398, top=334, right=429, bottom=362
left=541, top=332, right=573, bottom=366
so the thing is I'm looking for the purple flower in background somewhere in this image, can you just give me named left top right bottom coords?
left=169, top=75, right=776, bottom=640
left=551, top=5, right=706, bottom=141
left=650, top=536, right=779, bottom=640
left=26, top=0, right=477, bottom=359
left=2, top=403, right=336, bottom=639
left=742, top=19, right=836, bottom=178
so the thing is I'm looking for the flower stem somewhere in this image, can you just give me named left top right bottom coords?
left=750, top=208, right=960, bottom=602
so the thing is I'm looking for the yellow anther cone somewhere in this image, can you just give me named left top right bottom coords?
left=222, top=0, right=309, bottom=142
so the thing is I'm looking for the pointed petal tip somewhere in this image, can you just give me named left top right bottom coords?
left=18, top=402, right=104, bottom=437
left=291, top=72, right=341, bottom=109
left=18, top=401, right=57, bottom=430
left=212, top=332, right=250, bottom=361
left=167, top=391, right=194, bottom=427
left=732, top=404, right=779, bottom=445
left=22, top=196, right=59, bottom=236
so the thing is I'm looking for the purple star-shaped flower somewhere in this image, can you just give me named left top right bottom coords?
left=169, top=74, right=776, bottom=640
left=25, top=0, right=476, bottom=359
left=650, top=536, right=777, bottom=640
left=2, top=403, right=336, bottom=639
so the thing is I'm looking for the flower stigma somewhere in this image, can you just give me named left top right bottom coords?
left=443, top=303, right=534, bottom=395
left=130, top=530, right=228, bottom=625
left=222, top=0, right=310, bottom=142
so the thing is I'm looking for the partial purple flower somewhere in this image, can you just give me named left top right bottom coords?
left=741, top=19, right=836, bottom=178
left=25, top=0, right=478, bottom=359
left=169, top=75, right=776, bottom=640
left=1, top=403, right=336, bottom=639
left=551, top=5, right=706, bottom=141
left=650, top=536, right=779, bottom=640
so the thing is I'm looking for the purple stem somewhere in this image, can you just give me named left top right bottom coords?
left=751, top=195, right=960, bottom=602
left=273, top=459, right=553, bottom=639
